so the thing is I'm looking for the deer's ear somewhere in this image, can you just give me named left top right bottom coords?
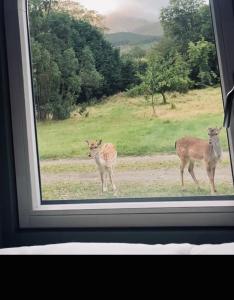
left=97, top=139, right=102, bottom=146
left=218, top=127, right=223, bottom=133
left=85, top=140, right=89, bottom=146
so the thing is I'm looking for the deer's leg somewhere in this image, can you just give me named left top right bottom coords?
left=104, top=171, right=108, bottom=192
left=212, top=166, right=217, bottom=193
left=188, top=161, right=199, bottom=188
left=108, top=167, right=117, bottom=194
left=206, top=164, right=216, bottom=194
left=100, top=171, right=107, bottom=193
left=100, top=171, right=104, bottom=192
left=180, top=159, right=188, bottom=189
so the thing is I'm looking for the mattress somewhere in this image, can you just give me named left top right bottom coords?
left=0, top=242, right=234, bottom=255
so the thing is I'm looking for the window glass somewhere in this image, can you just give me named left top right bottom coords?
left=28, top=0, right=234, bottom=201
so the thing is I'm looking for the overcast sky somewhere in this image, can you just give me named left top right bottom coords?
left=78, top=0, right=209, bottom=20
left=78, top=0, right=170, bottom=20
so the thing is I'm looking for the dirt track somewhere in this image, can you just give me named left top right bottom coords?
left=41, top=152, right=233, bottom=186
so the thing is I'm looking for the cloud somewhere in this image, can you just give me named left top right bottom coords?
left=113, top=0, right=170, bottom=20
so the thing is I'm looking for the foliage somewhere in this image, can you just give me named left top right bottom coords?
left=53, top=0, right=106, bottom=30
left=127, top=47, right=147, bottom=60
left=29, top=0, right=128, bottom=120
left=142, top=51, right=190, bottom=115
left=119, top=55, right=141, bottom=91
left=159, top=0, right=219, bottom=87
left=188, top=39, right=218, bottom=87
left=32, top=40, right=61, bottom=120
left=126, top=85, right=145, bottom=98
left=79, top=46, right=103, bottom=101
left=161, top=0, right=208, bottom=52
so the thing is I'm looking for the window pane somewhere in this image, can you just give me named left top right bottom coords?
left=28, top=0, right=234, bottom=201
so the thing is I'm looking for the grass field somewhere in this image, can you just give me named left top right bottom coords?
left=41, top=153, right=234, bottom=200
left=37, top=86, right=234, bottom=200
left=43, top=181, right=234, bottom=200
left=37, top=87, right=227, bottom=160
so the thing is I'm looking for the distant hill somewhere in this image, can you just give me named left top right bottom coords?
left=133, top=22, right=163, bottom=36
left=104, top=13, right=164, bottom=37
left=105, top=32, right=161, bottom=47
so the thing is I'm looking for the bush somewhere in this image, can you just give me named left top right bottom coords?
left=126, top=85, right=144, bottom=98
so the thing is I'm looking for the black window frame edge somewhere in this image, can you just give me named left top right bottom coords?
left=211, top=0, right=234, bottom=173
left=1, top=0, right=234, bottom=248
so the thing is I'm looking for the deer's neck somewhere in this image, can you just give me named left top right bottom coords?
left=209, top=135, right=222, bottom=160
left=94, top=151, right=103, bottom=167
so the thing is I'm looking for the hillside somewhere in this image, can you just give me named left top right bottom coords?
left=105, top=13, right=163, bottom=37
left=133, top=22, right=163, bottom=36
left=105, top=32, right=161, bottom=47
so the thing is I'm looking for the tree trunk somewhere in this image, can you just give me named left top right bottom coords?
left=161, top=92, right=167, bottom=105
left=151, top=95, right=157, bottom=117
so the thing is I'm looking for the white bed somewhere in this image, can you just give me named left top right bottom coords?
left=0, top=242, right=234, bottom=255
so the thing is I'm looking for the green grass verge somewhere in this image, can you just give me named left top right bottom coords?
left=37, top=87, right=228, bottom=159
left=42, top=181, right=234, bottom=200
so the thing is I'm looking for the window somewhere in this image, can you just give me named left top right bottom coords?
left=4, top=0, right=234, bottom=228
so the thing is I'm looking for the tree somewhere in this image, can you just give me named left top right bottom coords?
left=29, top=4, right=125, bottom=120
left=142, top=51, right=190, bottom=115
left=150, top=36, right=176, bottom=57
left=53, top=0, right=106, bottom=30
left=53, top=48, right=81, bottom=120
left=79, top=46, right=103, bottom=101
left=120, top=56, right=140, bottom=91
left=160, top=0, right=207, bottom=53
left=127, top=47, right=147, bottom=60
left=29, top=0, right=56, bottom=15
left=199, top=4, right=216, bottom=44
left=32, top=42, right=61, bottom=120
left=142, top=60, right=158, bottom=116
left=120, top=48, right=147, bottom=89
left=188, top=39, right=217, bottom=87
left=160, top=0, right=219, bottom=87
left=61, top=19, right=123, bottom=97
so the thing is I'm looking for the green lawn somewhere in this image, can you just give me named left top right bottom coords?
left=43, top=181, right=234, bottom=200
left=37, top=87, right=227, bottom=160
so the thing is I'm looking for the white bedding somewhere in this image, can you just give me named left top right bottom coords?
left=0, top=242, right=234, bottom=255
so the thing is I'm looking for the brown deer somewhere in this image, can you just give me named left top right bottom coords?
left=176, top=127, right=222, bottom=194
left=86, top=140, right=117, bottom=194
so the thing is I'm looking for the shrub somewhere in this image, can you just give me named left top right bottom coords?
left=126, top=85, right=144, bottom=98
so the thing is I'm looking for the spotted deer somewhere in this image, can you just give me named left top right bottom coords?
left=86, top=140, right=117, bottom=194
left=176, top=127, right=222, bottom=194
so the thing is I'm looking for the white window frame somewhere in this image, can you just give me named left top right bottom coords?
left=4, top=0, right=234, bottom=229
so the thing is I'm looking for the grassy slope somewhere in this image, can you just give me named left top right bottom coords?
left=133, top=22, right=163, bottom=36
left=105, top=32, right=160, bottom=46
left=105, top=32, right=160, bottom=53
left=37, top=87, right=227, bottom=160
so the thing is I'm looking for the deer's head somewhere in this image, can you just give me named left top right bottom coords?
left=86, top=140, right=102, bottom=158
left=208, top=127, right=222, bottom=137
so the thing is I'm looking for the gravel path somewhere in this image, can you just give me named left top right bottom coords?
left=41, top=152, right=233, bottom=186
